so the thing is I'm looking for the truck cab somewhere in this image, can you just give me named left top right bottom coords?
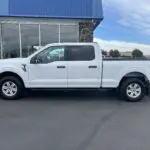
left=28, top=43, right=102, bottom=88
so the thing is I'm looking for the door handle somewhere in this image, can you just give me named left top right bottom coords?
left=57, top=66, right=66, bottom=69
left=88, top=66, right=97, bottom=68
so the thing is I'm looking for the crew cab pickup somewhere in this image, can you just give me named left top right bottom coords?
left=0, top=43, right=149, bottom=102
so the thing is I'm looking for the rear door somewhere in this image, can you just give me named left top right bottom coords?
left=66, top=45, right=101, bottom=88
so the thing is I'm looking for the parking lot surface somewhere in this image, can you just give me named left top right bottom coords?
left=0, top=90, right=150, bottom=150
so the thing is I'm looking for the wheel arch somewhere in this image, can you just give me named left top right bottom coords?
left=0, top=71, right=25, bottom=87
left=118, top=72, right=149, bottom=88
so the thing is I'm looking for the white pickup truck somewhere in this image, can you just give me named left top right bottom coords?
left=0, top=43, right=149, bottom=102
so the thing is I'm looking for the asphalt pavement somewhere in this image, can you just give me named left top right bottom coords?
left=0, top=90, right=150, bottom=150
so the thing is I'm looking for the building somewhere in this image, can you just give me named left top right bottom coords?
left=0, top=0, right=103, bottom=58
left=120, top=52, right=132, bottom=57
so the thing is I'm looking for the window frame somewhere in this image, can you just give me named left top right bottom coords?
left=65, top=45, right=95, bottom=61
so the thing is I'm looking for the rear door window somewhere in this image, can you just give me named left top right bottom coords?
left=66, top=46, right=95, bottom=61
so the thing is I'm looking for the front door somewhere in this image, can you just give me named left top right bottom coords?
left=28, top=46, right=67, bottom=88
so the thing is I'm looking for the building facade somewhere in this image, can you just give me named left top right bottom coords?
left=0, top=0, right=103, bottom=58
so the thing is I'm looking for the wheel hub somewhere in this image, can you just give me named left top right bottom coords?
left=2, top=81, right=18, bottom=97
left=126, top=83, right=142, bottom=98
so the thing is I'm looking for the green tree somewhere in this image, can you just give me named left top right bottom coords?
left=132, top=49, right=143, bottom=58
left=109, top=49, right=120, bottom=57
left=109, top=50, right=114, bottom=57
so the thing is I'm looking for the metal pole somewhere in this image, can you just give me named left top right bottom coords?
left=19, top=24, right=22, bottom=58
left=0, top=24, right=3, bottom=59
left=58, top=24, right=60, bottom=43
left=39, top=24, right=41, bottom=46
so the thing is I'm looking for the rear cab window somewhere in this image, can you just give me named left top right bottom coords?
left=66, top=45, right=95, bottom=61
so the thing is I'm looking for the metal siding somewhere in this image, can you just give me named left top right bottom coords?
left=0, top=0, right=9, bottom=16
left=7, top=0, right=103, bottom=19
left=93, top=0, right=103, bottom=18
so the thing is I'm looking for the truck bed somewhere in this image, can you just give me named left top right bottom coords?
left=102, top=59, right=150, bottom=88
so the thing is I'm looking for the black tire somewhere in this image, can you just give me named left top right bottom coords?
left=0, top=76, right=24, bottom=100
left=119, top=78, right=145, bottom=102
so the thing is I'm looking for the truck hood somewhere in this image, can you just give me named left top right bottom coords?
left=0, top=58, right=27, bottom=64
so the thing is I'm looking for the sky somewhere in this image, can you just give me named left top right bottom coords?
left=94, top=0, right=150, bottom=55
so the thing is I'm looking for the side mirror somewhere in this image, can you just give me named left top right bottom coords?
left=30, top=57, right=41, bottom=64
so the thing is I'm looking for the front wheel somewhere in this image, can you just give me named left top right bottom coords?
left=0, top=76, right=24, bottom=100
left=119, top=78, right=145, bottom=102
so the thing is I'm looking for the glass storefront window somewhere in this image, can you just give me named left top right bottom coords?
left=21, top=24, right=39, bottom=57
left=41, top=24, right=59, bottom=46
left=0, top=25, right=2, bottom=59
left=1, top=24, right=20, bottom=59
left=0, top=22, right=80, bottom=58
left=60, top=25, right=79, bottom=42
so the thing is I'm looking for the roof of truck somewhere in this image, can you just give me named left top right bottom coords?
left=46, top=42, right=99, bottom=47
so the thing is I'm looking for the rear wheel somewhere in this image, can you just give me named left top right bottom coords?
left=119, top=78, right=145, bottom=102
left=0, top=76, right=24, bottom=100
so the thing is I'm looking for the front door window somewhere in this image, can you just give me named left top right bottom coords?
left=32, top=46, right=65, bottom=64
